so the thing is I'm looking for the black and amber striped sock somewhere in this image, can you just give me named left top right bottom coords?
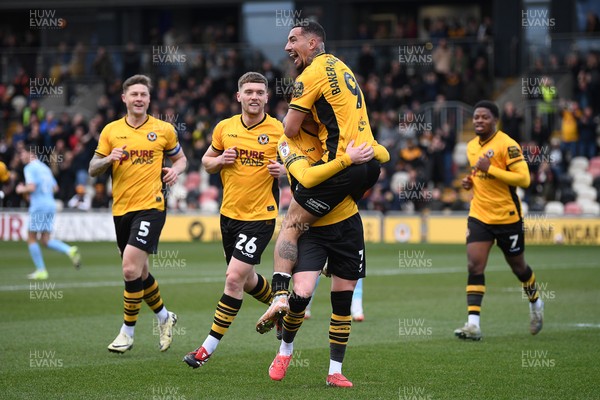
left=329, top=290, right=353, bottom=363
left=143, top=273, right=165, bottom=313
left=282, top=292, right=311, bottom=343
left=466, top=274, right=486, bottom=317
left=516, top=266, right=539, bottom=303
left=247, top=273, right=272, bottom=305
left=123, top=277, right=144, bottom=326
left=208, top=294, right=242, bottom=340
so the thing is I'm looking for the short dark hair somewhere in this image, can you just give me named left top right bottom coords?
left=123, top=74, right=152, bottom=93
left=474, top=100, right=499, bottom=119
left=294, top=21, right=326, bottom=42
left=238, top=72, right=268, bottom=91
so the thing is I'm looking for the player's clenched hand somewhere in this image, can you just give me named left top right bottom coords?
left=475, top=156, right=490, bottom=172
left=221, top=147, right=237, bottom=166
left=462, top=175, right=473, bottom=190
left=267, top=159, right=285, bottom=179
left=108, top=145, right=127, bottom=163
left=346, top=140, right=374, bottom=164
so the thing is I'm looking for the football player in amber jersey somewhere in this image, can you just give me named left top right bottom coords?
left=183, top=72, right=287, bottom=369
left=454, top=100, right=544, bottom=341
left=267, top=128, right=374, bottom=388
left=89, top=74, right=187, bottom=354
left=257, top=21, right=389, bottom=340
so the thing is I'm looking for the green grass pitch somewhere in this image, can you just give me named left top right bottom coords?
left=0, top=241, right=598, bottom=399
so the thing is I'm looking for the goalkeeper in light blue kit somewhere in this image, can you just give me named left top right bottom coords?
left=16, top=147, right=81, bottom=279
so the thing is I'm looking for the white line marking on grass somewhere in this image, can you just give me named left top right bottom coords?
left=574, top=323, right=600, bottom=328
left=0, top=276, right=224, bottom=292
left=1, top=262, right=597, bottom=292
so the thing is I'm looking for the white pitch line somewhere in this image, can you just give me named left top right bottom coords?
left=574, top=323, right=600, bottom=328
left=1, top=262, right=597, bottom=292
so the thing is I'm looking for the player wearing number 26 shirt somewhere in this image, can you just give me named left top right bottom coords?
left=182, top=72, right=285, bottom=369
left=454, top=100, right=544, bottom=343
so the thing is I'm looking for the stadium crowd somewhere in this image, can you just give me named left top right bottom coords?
left=1, top=15, right=599, bottom=215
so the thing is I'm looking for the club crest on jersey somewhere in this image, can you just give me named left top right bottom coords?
left=279, top=141, right=290, bottom=158
left=486, top=149, right=494, bottom=158
left=258, top=134, right=269, bottom=145
left=147, top=132, right=157, bottom=142
left=293, top=81, right=304, bottom=98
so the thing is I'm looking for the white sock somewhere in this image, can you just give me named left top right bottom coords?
left=468, top=314, right=480, bottom=327
left=201, top=335, right=220, bottom=354
left=328, top=360, right=342, bottom=375
left=120, top=324, right=135, bottom=338
left=530, top=299, right=541, bottom=311
left=279, top=340, right=293, bottom=356
left=156, top=307, right=169, bottom=324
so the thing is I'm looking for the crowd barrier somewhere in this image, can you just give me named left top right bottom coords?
left=1, top=210, right=599, bottom=245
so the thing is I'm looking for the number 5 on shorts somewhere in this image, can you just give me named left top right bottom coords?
left=138, top=221, right=150, bottom=237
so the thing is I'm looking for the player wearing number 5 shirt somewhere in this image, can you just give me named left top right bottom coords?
left=89, top=74, right=187, bottom=354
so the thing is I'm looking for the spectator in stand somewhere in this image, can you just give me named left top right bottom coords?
left=584, top=11, right=600, bottom=33
left=93, top=47, right=115, bottom=90
left=67, top=184, right=91, bottom=211
left=91, top=183, right=110, bottom=209
left=432, top=39, right=452, bottom=77
left=537, top=76, right=557, bottom=132
left=357, top=44, right=377, bottom=80
left=531, top=116, right=551, bottom=148
left=560, top=100, right=580, bottom=161
left=400, top=138, right=426, bottom=171
left=577, top=106, right=598, bottom=159
left=122, top=42, right=141, bottom=81
left=501, top=101, right=523, bottom=144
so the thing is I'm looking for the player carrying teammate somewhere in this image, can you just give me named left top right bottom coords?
left=257, top=21, right=387, bottom=334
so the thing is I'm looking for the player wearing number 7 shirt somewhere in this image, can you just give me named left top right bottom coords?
left=454, top=100, right=543, bottom=341
left=89, top=74, right=187, bottom=354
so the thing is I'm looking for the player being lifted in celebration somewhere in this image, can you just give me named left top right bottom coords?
left=89, top=74, right=187, bottom=353
left=16, top=147, right=81, bottom=280
left=257, top=21, right=387, bottom=334
left=182, top=72, right=286, bottom=368
left=455, top=100, right=544, bottom=341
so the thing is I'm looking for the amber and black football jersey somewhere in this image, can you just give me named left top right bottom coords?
left=289, top=53, right=375, bottom=163
left=211, top=114, right=283, bottom=221
left=95, top=115, right=181, bottom=216
left=466, top=130, right=527, bottom=224
left=277, top=130, right=357, bottom=227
